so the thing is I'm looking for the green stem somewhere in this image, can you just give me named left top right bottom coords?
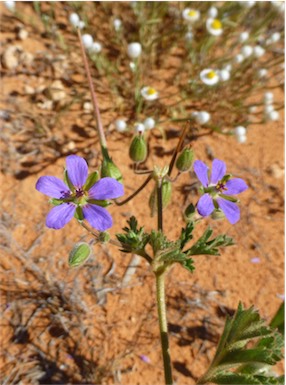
left=156, top=271, right=173, bottom=385
left=157, top=179, right=163, bottom=232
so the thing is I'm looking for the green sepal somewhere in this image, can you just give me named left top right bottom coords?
left=68, top=242, right=92, bottom=267
left=74, top=206, right=84, bottom=221
left=149, top=180, right=172, bottom=217
left=175, top=147, right=194, bottom=172
left=220, top=194, right=238, bottom=203
left=101, top=146, right=123, bottom=183
left=64, top=169, right=75, bottom=192
left=88, top=199, right=111, bottom=207
left=83, top=171, right=99, bottom=191
left=220, top=174, right=232, bottom=184
left=50, top=198, right=64, bottom=206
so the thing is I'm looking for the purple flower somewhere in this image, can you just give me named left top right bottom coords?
left=193, top=159, right=248, bottom=224
left=36, top=155, right=124, bottom=231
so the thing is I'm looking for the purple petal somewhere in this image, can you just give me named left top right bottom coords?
left=82, top=204, right=113, bottom=231
left=197, top=193, right=215, bottom=217
left=224, top=178, right=248, bottom=195
left=211, top=159, right=226, bottom=184
left=88, top=177, right=124, bottom=200
left=66, top=155, right=88, bottom=189
left=36, top=176, right=70, bottom=198
left=46, top=203, right=76, bottom=229
left=217, top=198, right=240, bottom=224
left=193, top=160, right=209, bottom=187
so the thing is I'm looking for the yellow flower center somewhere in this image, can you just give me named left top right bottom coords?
left=147, top=87, right=157, bottom=95
left=188, top=10, right=197, bottom=17
left=211, top=19, right=222, bottom=30
left=206, top=70, right=217, bottom=79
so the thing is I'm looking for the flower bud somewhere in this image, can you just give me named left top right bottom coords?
left=101, top=157, right=123, bottom=182
left=129, top=135, right=147, bottom=163
left=176, top=148, right=194, bottom=172
left=149, top=180, right=172, bottom=216
left=82, top=34, right=94, bottom=49
left=211, top=209, right=225, bottom=220
left=184, top=203, right=196, bottom=221
left=69, top=242, right=92, bottom=267
left=127, top=42, right=142, bottom=59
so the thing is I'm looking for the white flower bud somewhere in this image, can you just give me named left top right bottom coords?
left=82, top=34, right=94, bottom=49
left=239, top=31, right=249, bottom=43
left=193, top=111, right=210, bottom=125
left=258, top=68, right=268, bottom=78
left=271, top=32, right=281, bottom=43
left=219, top=69, right=230, bottom=82
left=265, top=105, right=274, bottom=114
left=113, top=18, right=122, bottom=31
left=235, top=126, right=247, bottom=136
left=69, top=13, right=80, bottom=27
left=115, top=119, right=127, bottom=132
left=267, top=110, right=279, bottom=121
left=241, top=45, right=253, bottom=58
left=90, top=42, right=102, bottom=53
left=236, top=134, right=247, bottom=143
left=208, top=6, right=218, bottom=18
left=78, top=21, right=85, bottom=30
left=134, top=122, right=145, bottom=133
left=143, top=117, right=155, bottom=130
left=5, top=1, right=15, bottom=11
left=253, top=45, right=265, bottom=58
left=127, top=42, right=142, bottom=59
left=234, top=54, right=244, bottom=64
left=264, top=92, right=274, bottom=104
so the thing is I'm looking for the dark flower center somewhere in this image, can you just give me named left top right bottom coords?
left=216, top=181, right=227, bottom=193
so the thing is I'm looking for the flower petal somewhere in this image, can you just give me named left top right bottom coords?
left=46, top=203, right=76, bottom=229
left=197, top=193, right=215, bottom=217
left=224, top=178, right=248, bottom=195
left=217, top=198, right=240, bottom=224
left=66, top=155, right=88, bottom=189
left=83, top=204, right=113, bottom=231
left=88, top=177, right=124, bottom=200
left=193, top=160, right=209, bottom=187
left=36, top=176, right=70, bottom=198
left=211, top=159, right=226, bottom=184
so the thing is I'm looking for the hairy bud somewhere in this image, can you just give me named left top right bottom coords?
left=129, top=135, right=147, bottom=163
left=68, top=242, right=92, bottom=267
left=176, top=148, right=194, bottom=172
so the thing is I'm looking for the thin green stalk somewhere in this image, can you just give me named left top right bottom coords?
left=156, top=271, right=173, bottom=385
left=155, top=178, right=173, bottom=385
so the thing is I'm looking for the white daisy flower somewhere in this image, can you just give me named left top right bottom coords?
left=90, top=42, right=102, bottom=53
left=182, top=8, right=200, bottom=23
left=82, top=34, right=94, bottom=49
left=208, top=6, right=218, bottom=18
left=234, top=54, right=244, bottom=64
left=241, top=45, right=253, bottom=58
left=264, top=92, right=274, bottom=104
left=253, top=45, right=265, bottom=58
left=200, top=69, right=219, bottom=86
left=192, top=111, right=210, bottom=125
left=206, top=18, right=223, bottom=36
left=239, top=31, right=249, bottom=43
left=257, top=68, right=268, bottom=78
left=127, top=42, right=142, bottom=59
left=113, top=18, right=122, bottom=31
left=134, top=122, right=145, bottom=133
left=219, top=69, right=230, bottom=81
left=5, top=1, right=15, bottom=11
left=115, top=119, right=127, bottom=132
left=143, top=117, right=156, bottom=130
left=141, top=86, right=159, bottom=101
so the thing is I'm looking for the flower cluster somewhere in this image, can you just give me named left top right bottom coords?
left=36, top=155, right=124, bottom=231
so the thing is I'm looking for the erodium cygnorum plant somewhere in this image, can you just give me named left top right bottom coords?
left=35, top=28, right=284, bottom=385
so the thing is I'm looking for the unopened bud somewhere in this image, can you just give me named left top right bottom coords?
left=211, top=209, right=225, bottom=220
left=176, top=148, right=194, bottom=172
left=68, top=242, right=92, bottom=267
left=149, top=180, right=172, bottom=216
left=129, top=135, right=147, bottom=163
left=101, top=156, right=123, bottom=183
left=184, top=203, right=196, bottom=221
